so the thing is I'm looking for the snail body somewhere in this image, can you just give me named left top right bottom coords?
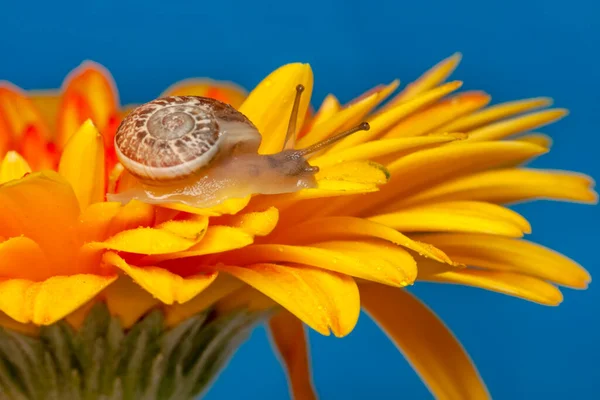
left=108, top=89, right=368, bottom=209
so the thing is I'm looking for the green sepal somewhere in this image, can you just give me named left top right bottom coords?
left=0, top=304, right=269, bottom=400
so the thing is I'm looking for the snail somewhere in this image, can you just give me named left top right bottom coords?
left=107, top=85, right=370, bottom=209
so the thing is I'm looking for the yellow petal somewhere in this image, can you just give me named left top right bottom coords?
left=418, top=267, right=563, bottom=306
left=0, top=311, right=39, bottom=335
left=215, top=286, right=276, bottom=313
left=413, top=233, right=591, bottom=289
left=246, top=180, right=380, bottom=214
left=63, top=299, right=97, bottom=329
left=308, top=94, right=341, bottom=128
left=383, top=92, right=491, bottom=138
left=298, top=79, right=399, bottom=150
left=316, top=161, right=389, bottom=185
left=515, top=133, right=553, bottom=149
left=466, top=109, right=568, bottom=142
left=220, top=243, right=415, bottom=287
left=439, top=97, right=553, bottom=132
left=0, top=274, right=116, bottom=325
left=102, top=252, right=218, bottom=304
left=218, top=263, right=360, bottom=337
left=369, top=201, right=531, bottom=237
left=156, top=215, right=209, bottom=240
left=399, top=168, right=598, bottom=207
left=161, top=78, right=248, bottom=109
left=297, top=91, right=381, bottom=149
left=311, top=134, right=464, bottom=168
left=163, top=273, right=244, bottom=327
left=361, top=283, right=489, bottom=399
left=58, top=119, right=106, bottom=209
left=387, top=53, right=462, bottom=104
left=87, top=226, right=200, bottom=254
left=340, top=141, right=548, bottom=216
left=268, top=311, right=317, bottom=400
left=107, top=199, right=155, bottom=237
left=159, top=195, right=251, bottom=217
left=210, top=207, right=279, bottom=237
left=238, top=63, right=313, bottom=154
left=332, top=81, right=463, bottom=151
left=102, top=274, right=160, bottom=328
left=0, top=151, right=31, bottom=184
left=273, top=216, right=455, bottom=265
left=141, top=225, right=254, bottom=264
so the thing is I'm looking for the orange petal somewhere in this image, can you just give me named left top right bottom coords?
left=0, top=274, right=117, bottom=325
left=0, top=237, right=52, bottom=281
left=268, top=311, right=317, bottom=400
left=386, top=53, right=462, bottom=105
left=58, top=119, right=106, bottom=209
left=466, top=109, right=568, bottom=142
left=218, top=263, right=360, bottom=337
left=413, top=233, right=591, bottom=290
left=439, top=97, right=553, bottom=132
left=57, top=61, right=119, bottom=149
left=0, top=171, right=82, bottom=275
left=0, top=82, right=51, bottom=141
left=103, top=252, right=218, bottom=304
left=383, top=92, right=491, bottom=138
left=17, top=124, right=59, bottom=171
left=163, top=273, right=244, bottom=327
left=102, top=274, right=160, bottom=328
left=361, top=283, right=490, bottom=399
left=28, top=90, right=62, bottom=134
left=238, top=63, right=313, bottom=154
left=0, top=151, right=31, bottom=184
left=273, top=216, right=454, bottom=266
left=161, top=78, right=248, bottom=109
left=79, top=202, right=122, bottom=243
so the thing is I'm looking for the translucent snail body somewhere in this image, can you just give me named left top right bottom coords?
left=108, top=86, right=368, bottom=208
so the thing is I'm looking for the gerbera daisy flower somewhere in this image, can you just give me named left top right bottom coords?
left=0, top=54, right=595, bottom=400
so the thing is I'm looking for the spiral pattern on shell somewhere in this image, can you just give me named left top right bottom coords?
left=115, top=96, right=253, bottom=181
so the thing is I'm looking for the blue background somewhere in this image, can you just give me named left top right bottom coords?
left=2, top=0, right=598, bottom=398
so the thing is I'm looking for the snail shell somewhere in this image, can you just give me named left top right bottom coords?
left=109, top=95, right=319, bottom=208
left=114, top=96, right=261, bottom=182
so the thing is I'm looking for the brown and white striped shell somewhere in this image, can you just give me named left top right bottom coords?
left=114, top=96, right=262, bottom=181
